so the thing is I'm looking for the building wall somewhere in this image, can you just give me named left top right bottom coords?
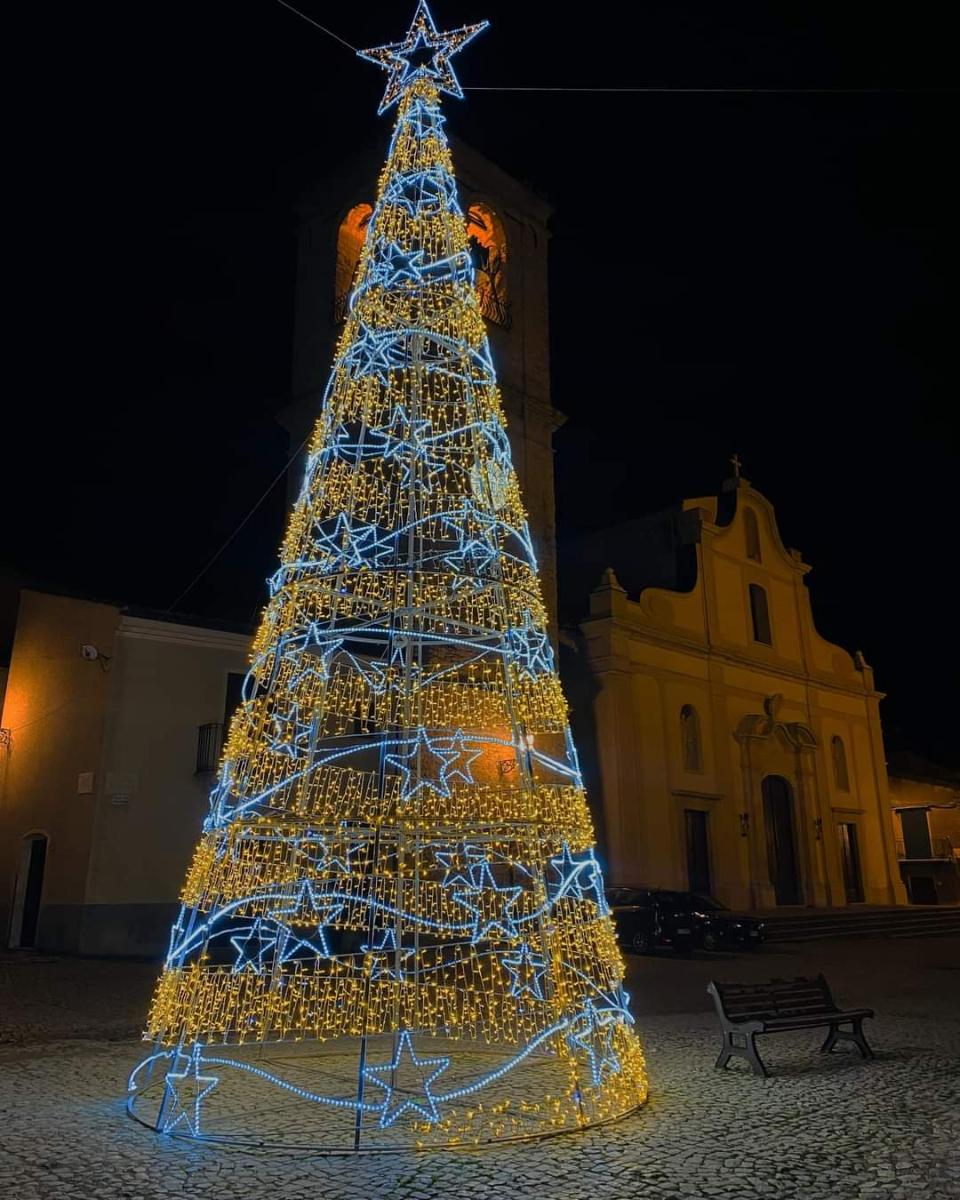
left=888, top=774, right=960, bottom=904
left=0, top=591, right=120, bottom=950
left=578, top=480, right=906, bottom=911
left=0, top=592, right=251, bottom=955
left=81, top=615, right=250, bottom=955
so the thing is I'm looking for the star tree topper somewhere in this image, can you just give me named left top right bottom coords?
left=358, top=0, right=488, bottom=114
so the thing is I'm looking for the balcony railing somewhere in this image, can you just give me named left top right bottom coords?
left=196, top=722, right=223, bottom=775
left=896, top=836, right=958, bottom=861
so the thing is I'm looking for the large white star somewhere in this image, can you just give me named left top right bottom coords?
left=384, top=728, right=459, bottom=804
left=161, top=1045, right=219, bottom=1135
left=358, top=1, right=489, bottom=114
left=363, top=1030, right=450, bottom=1126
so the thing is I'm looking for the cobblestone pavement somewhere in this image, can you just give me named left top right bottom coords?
left=1, top=938, right=958, bottom=1199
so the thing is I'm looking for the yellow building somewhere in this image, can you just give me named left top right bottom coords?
left=576, top=470, right=906, bottom=911
left=0, top=590, right=250, bottom=954
left=888, top=758, right=960, bottom=904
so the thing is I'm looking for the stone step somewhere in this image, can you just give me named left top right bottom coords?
left=762, top=906, right=960, bottom=942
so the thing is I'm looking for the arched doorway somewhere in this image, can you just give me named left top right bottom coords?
left=9, top=833, right=47, bottom=948
left=761, top=776, right=802, bottom=905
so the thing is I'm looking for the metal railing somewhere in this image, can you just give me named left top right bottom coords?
left=196, top=722, right=223, bottom=774
left=896, top=836, right=958, bottom=861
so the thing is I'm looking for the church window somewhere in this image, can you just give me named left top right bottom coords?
left=680, top=704, right=703, bottom=773
left=831, top=735, right=850, bottom=792
left=334, top=203, right=373, bottom=322
left=744, top=508, right=761, bottom=562
left=466, top=203, right=510, bottom=327
left=749, top=584, right=772, bottom=645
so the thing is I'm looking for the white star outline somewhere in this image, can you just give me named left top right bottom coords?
left=357, top=0, right=489, bottom=115
left=547, top=845, right=608, bottom=912
left=311, top=512, right=396, bottom=571
left=266, top=879, right=346, bottom=961
left=362, top=1029, right=451, bottom=1126
left=502, top=943, right=549, bottom=1002
left=161, top=1045, right=219, bottom=1135
left=229, top=918, right=278, bottom=973
left=384, top=728, right=460, bottom=804
left=566, top=1001, right=622, bottom=1088
left=446, top=849, right=525, bottom=944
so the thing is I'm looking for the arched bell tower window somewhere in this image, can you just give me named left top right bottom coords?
left=334, top=203, right=373, bottom=322
left=744, top=508, right=762, bottom=562
left=831, top=735, right=850, bottom=792
left=466, top=203, right=510, bottom=328
left=680, top=704, right=703, bottom=773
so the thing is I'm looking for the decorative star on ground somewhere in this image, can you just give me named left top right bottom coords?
left=161, top=1045, right=219, bottom=1135
left=358, top=1, right=489, bottom=114
left=363, top=1030, right=451, bottom=1126
left=502, top=943, right=548, bottom=1001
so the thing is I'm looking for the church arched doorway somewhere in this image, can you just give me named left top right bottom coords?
left=761, top=776, right=802, bottom=905
left=9, top=833, right=47, bottom=948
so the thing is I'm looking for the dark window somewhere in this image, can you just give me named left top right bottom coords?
left=744, top=508, right=762, bottom=562
left=900, top=808, right=932, bottom=859
left=831, top=736, right=850, bottom=791
left=749, top=583, right=772, bottom=645
left=680, top=704, right=703, bottom=772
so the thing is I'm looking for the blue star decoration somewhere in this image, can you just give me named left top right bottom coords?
left=436, top=729, right=482, bottom=786
left=385, top=728, right=459, bottom=804
left=451, top=858, right=524, bottom=943
left=363, top=1030, right=450, bottom=1126
left=161, top=1045, right=219, bottom=1135
left=358, top=1, right=489, bottom=115
left=566, top=1001, right=622, bottom=1088
left=312, top=512, right=395, bottom=571
left=546, top=844, right=607, bottom=912
left=502, top=943, right=548, bottom=1001
left=229, top=918, right=278, bottom=973
left=401, top=95, right=447, bottom=141
left=267, top=880, right=346, bottom=961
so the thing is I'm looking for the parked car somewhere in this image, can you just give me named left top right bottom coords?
left=674, top=893, right=765, bottom=951
left=605, top=887, right=697, bottom=955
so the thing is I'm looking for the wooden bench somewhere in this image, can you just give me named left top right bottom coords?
left=707, top=974, right=874, bottom=1077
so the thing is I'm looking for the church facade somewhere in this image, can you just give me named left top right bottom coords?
left=574, top=473, right=907, bottom=911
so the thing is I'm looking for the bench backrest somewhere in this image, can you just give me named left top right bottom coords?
left=709, top=975, right=837, bottom=1022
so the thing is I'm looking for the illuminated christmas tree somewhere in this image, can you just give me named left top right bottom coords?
left=127, top=2, right=647, bottom=1149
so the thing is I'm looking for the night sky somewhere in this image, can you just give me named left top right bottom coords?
left=6, top=2, right=958, bottom=765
